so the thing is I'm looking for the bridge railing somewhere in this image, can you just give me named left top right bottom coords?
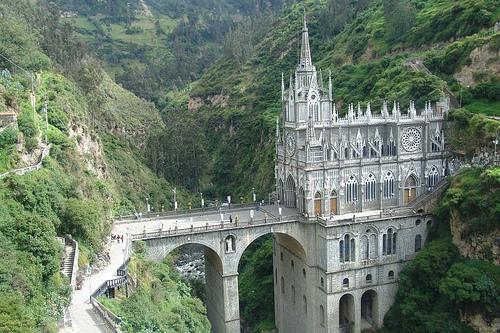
left=90, top=275, right=128, bottom=333
left=114, top=202, right=264, bottom=224
left=131, top=215, right=302, bottom=240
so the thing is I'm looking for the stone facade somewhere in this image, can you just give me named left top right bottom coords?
left=275, top=19, right=449, bottom=218
left=272, top=19, right=448, bottom=333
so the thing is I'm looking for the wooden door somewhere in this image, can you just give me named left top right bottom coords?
left=404, top=188, right=417, bottom=205
left=314, top=199, right=322, bottom=216
left=330, top=198, right=337, bottom=215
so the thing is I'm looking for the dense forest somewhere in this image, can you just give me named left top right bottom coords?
left=0, top=0, right=499, bottom=332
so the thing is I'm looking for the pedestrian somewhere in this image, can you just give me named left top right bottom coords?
left=235, top=215, right=238, bottom=224
left=121, top=235, right=124, bottom=243
left=229, top=215, right=233, bottom=223
left=264, top=212, right=267, bottom=223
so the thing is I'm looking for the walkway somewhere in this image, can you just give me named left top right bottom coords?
left=60, top=237, right=126, bottom=333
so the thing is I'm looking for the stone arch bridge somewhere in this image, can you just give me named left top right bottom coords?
left=121, top=203, right=436, bottom=333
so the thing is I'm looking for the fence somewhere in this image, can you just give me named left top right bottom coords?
left=0, top=143, right=52, bottom=178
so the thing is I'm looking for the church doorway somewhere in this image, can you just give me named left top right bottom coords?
left=330, top=190, right=338, bottom=215
left=314, top=192, right=322, bottom=216
left=339, top=293, right=354, bottom=333
left=361, top=290, right=378, bottom=331
left=403, top=175, right=417, bottom=205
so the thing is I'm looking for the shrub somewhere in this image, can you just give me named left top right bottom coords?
left=0, top=127, right=17, bottom=148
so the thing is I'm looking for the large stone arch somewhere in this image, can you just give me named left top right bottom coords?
left=232, top=230, right=307, bottom=273
left=361, top=289, right=379, bottom=330
left=143, top=236, right=222, bottom=268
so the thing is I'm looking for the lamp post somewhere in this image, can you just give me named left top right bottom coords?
left=146, top=197, right=150, bottom=213
left=173, top=188, right=177, bottom=213
left=200, top=192, right=204, bottom=208
left=252, top=187, right=256, bottom=202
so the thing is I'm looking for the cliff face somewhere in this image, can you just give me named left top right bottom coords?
left=450, top=210, right=500, bottom=265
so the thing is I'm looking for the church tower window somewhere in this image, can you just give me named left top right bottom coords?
left=365, top=174, right=376, bottom=201
left=346, top=176, right=358, bottom=203
left=383, top=172, right=395, bottom=198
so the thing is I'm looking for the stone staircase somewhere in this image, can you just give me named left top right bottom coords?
left=59, top=236, right=79, bottom=289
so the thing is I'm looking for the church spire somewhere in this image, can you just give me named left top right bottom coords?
left=298, top=15, right=313, bottom=70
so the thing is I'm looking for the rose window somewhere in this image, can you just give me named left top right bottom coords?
left=401, top=127, right=422, bottom=152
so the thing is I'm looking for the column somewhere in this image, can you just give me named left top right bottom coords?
left=223, top=273, right=240, bottom=333
left=205, top=260, right=240, bottom=333
left=354, top=292, right=362, bottom=333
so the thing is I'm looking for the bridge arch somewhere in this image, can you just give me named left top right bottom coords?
left=233, top=230, right=307, bottom=272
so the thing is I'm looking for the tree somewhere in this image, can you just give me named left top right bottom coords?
left=382, top=0, right=416, bottom=42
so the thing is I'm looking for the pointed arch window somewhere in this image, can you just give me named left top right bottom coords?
left=346, top=175, right=358, bottom=203
left=365, top=174, right=376, bottom=201
left=383, top=171, right=395, bottom=199
left=428, top=166, right=439, bottom=187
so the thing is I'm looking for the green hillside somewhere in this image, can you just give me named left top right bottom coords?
left=154, top=0, right=499, bottom=198
left=0, top=1, right=196, bottom=331
left=56, top=0, right=297, bottom=101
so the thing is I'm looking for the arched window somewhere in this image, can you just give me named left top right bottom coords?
left=346, top=175, right=358, bottom=203
left=388, top=270, right=395, bottom=279
left=415, top=234, right=422, bottom=252
left=320, top=305, right=325, bottom=326
left=225, top=235, right=236, bottom=253
left=292, top=285, right=296, bottom=304
left=280, top=252, right=283, bottom=261
left=383, top=228, right=397, bottom=255
left=383, top=171, right=395, bottom=198
left=365, top=174, right=376, bottom=201
left=339, top=240, right=345, bottom=263
left=342, top=278, right=349, bottom=288
left=281, top=277, right=285, bottom=294
left=361, top=235, right=369, bottom=260
left=428, top=166, right=439, bottom=187
left=369, top=234, right=377, bottom=259
left=340, top=235, right=355, bottom=263
left=366, top=274, right=372, bottom=283
left=303, top=268, right=306, bottom=277
left=303, top=295, right=308, bottom=314
left=415, top=219, right=421, bottom=226
left=320, top=277, right=324, bottom=288
left=291, top=260, right=295, bottom=269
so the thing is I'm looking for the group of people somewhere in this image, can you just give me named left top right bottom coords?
left=111, top=234, right=125, bottom=243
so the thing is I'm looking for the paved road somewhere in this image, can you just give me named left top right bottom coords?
left=61, top=205, right=293, bottom=333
